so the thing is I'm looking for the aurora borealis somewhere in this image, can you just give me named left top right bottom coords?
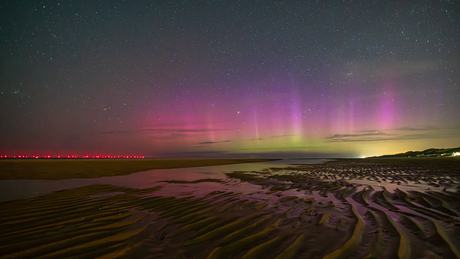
left=1, top=1, right=459, bottom=158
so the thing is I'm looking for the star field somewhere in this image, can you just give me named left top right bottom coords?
left=1, top=0, right=459, bottom=158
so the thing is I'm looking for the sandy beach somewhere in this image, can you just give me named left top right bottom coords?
left=1, top=158, right=459, bottom=258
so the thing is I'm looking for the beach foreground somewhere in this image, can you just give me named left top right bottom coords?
left=1, top=158, right=459, bottom=258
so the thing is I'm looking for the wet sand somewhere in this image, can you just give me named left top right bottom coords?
left=1, top=158, right=459, bottom=258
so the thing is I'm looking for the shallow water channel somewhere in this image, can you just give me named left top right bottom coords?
left=0, top=158, right=331, bottom=202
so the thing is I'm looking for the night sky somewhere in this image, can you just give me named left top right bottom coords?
left=1, top=1, right=459, bottom=158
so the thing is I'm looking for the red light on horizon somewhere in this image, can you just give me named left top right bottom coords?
left=1, top=154, right=145, bottom=159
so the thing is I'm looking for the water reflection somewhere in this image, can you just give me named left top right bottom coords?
left=0, top=159, right=331, bottom=202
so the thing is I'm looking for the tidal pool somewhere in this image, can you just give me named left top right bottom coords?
left=0, top=159, right=331, bottom=202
